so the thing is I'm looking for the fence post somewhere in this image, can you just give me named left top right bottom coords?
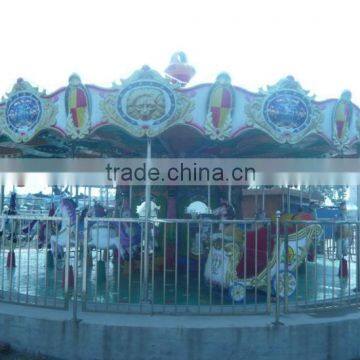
left=284, top=221, right=289, bottom=313
left=356, top=185, right=360, bottom=293
left=73, top=215, right=79, bottom=321
left=274, top=210, right=281, bottom=324
left=266, top=221, right=271, bottom=313
left=82, top=217, right=88, bottom=311
left=64, top=218, right=70, bottom=309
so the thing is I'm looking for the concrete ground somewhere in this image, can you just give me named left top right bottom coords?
left=1, top=302, right=360, bottom=359
left=1, top=352, right=53, bottom=359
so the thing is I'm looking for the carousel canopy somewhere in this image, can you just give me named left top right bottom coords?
left=0, top=52, right=359, bottom=158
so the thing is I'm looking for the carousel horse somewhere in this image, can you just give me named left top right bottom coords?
left=0, top=193, right=19, bottom=242
left=49, top=198, right=77, bottom=258
left=87, top=202, right=120, bottom=251
left=136, top=200, right=160, bottom=254
left=87, top=202, right=142, bottom=260
left=185, top=201, right=212, bottom=256
left=117, top=206, right=141, bottom=259
left=21, top=203, right=56, bottom=248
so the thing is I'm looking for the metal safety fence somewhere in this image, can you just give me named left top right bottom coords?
left=0, top=213, right=359, bottom=319
left=0, top=214, right=71, bottom=309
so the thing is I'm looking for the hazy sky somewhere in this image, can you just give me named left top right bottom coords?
left=1, top=0, right=359, bottom=103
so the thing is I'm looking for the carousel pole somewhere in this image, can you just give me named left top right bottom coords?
left=105, top=186, right=109, bottom=209
left=228, top=184, right=232, bottom=204
left=129, top=185, right=133, bottom=214
left=287, top=186, right=291, bottom=213
left=82, top=186, right=85, bottom=208
left=143, top=137, right=152, bottom=302
left=89, top=186, right=92, bottom=208
left=262, top=187, right=265, bottom=213
left=300, top=186, right=303, bottom=207
left=207, top=184, right=211, bottom=210
left=0, top=185, right=4, bottom=213
left=255, top=191, right=258, bottom=214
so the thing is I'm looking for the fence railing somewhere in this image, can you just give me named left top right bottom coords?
left=0, top=213, right=359, bottom=318
left=0, top=214, right=70, bottom=309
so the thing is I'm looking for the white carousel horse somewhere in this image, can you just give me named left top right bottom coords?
left=87, top=203, right=142, bottom=259
left=87, top=203, right=119, bottom=250
left=136, top=201, right=160, bottom=254
left=49, top=198, right=77, bottom=257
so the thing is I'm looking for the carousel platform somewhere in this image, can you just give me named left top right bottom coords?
left=0, top=247, right=356, bottom=311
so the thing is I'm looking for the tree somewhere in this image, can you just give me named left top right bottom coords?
left=309, top=185, right=348, bottom=206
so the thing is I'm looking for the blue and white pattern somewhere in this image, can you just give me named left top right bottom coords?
left=5, top=92, right=42, bottom=134
left=263, top=89, right=310, bottom=134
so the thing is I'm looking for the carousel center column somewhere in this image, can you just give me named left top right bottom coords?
left=142, top=137, right=152, bottom=302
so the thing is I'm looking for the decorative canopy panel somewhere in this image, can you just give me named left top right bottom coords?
left=0, top=52, right=359, bottom=157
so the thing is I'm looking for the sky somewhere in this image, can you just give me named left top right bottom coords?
left=0, top=0, right=360, bottom=103
left=1, top=0, right=360, bottom=205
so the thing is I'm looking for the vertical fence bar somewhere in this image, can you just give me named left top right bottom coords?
left=17, top=219, right=22, bottom=304
left=44, top=220, right=49, bottom=307
left=82, top=218, right=88, bottom=311
left=266, top=222, right=271, bottom=314
left=9, top=219, right=14, bottom=301
left=64, top=219, right=70, bottom=309
left=284, top=222, right=289, bottom=312
left=162, top=222, right=167, bottom=310
left=128, top=222, right=133, bottom=312
left=314, top=223, right=318, bottom=306
left=332, top=223, right=335, bottom=302
left=295, top=223, right=299, bottom=309
left=243, top=223, right=247, bottom=308
left=275, top=210, right=281, bottom=324
left=186, top=222, right=190, bottom=311
left=117, top=221, right=121, bottom=309
left=175, top=222, right=179, bottom=312
left=356, top=185, right=360, bottom=293
left=1, top=216, right=5, bottom=299
left=73, top=215, right=79, bottom=321
left=323, top=223, right=326, bottom=304
left=151, top=221, right=155, bottom=313
left=26, top=220, right=30, bottom=304
left=105, top=222, right=110, bottom=311
left=221, top=222, right=225, bottom=308
left=209, top=222, right=213, bottom=312
left=254, top=222, right=258, bottom=313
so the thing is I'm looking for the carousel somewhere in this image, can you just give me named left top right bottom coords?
left=0, top=52, right=358, bottom=308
